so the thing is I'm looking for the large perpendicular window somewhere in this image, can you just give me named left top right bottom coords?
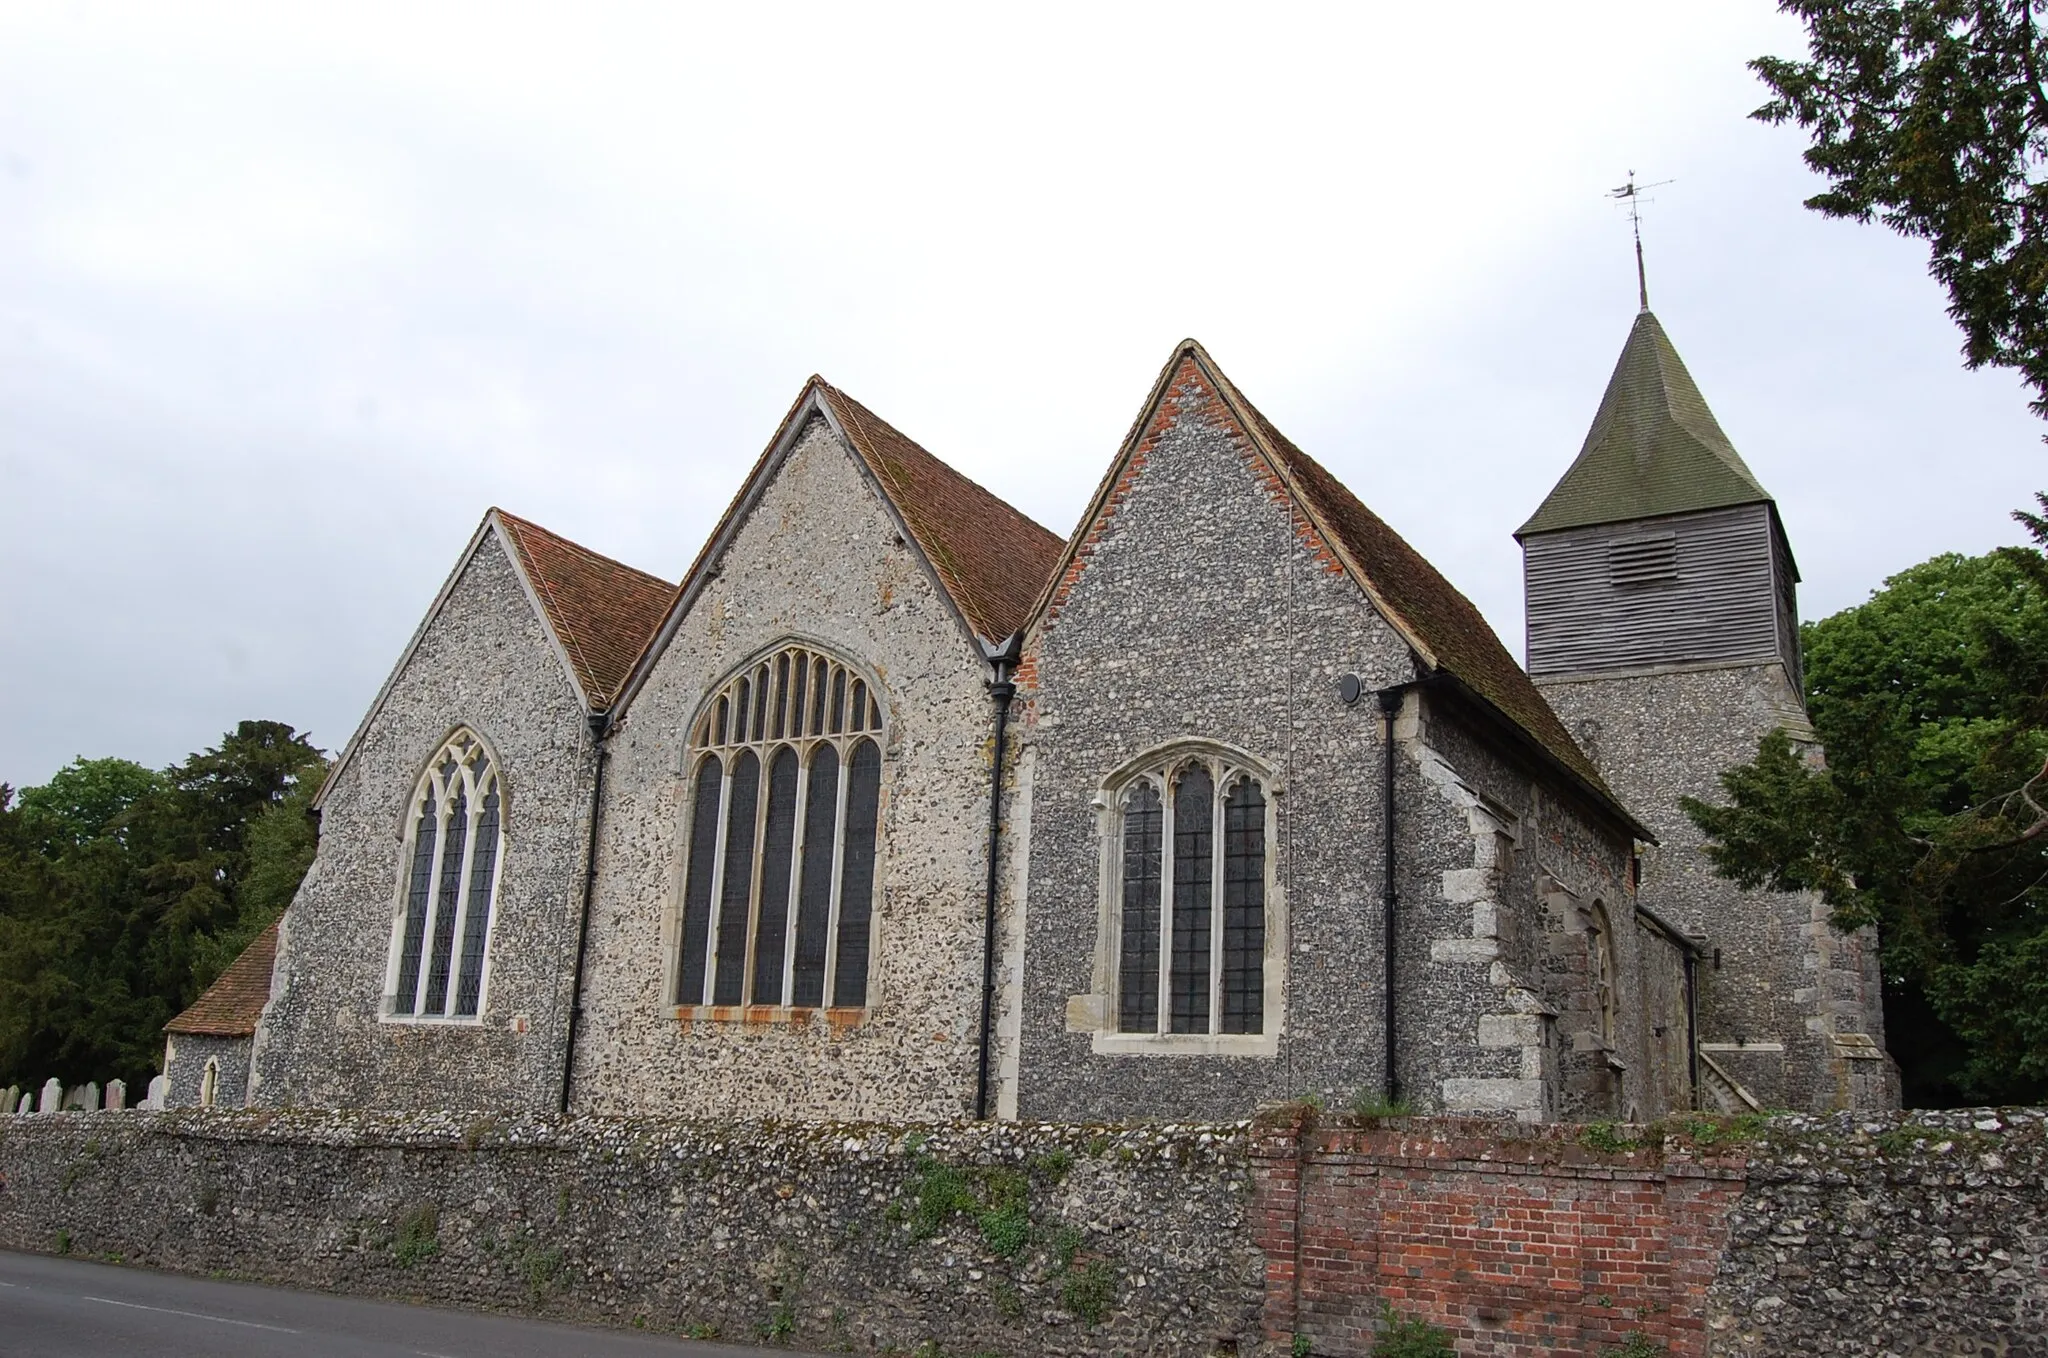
left=677, top=646, right=885, bottom=1010
left=387, top=729, right=503, bottom=1019
left=1113, top=751, right=1271, bottom=1035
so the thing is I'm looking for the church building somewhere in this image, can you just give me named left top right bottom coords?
left=163, top=313, right=1896, bottom=1122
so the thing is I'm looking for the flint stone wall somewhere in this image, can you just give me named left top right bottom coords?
left=251, top=530, right=596, bottom=1114
left=577, top=417, right=1000, bottom=1121
left=0, top=1110, right=1262, bottom=1356
left=1538, top=661, right=1892, bottom=1114
left=1, top=1108, right=2041, bottom=1357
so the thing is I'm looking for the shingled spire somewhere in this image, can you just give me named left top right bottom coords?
left=1517, top=310, right=1772, bottom=539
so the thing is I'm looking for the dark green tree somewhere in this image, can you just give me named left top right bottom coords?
left=0, top=722, right=327, bottom=1093
left=1754, top=2, right=2048, bottom=418
left=1685, top=497, right=2048, bottom=1105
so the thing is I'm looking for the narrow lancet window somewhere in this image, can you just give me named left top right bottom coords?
left=386, top=731, right=503, bottom=1020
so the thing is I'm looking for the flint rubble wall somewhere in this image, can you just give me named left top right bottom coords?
left=0, top=1107, right=2040, bottom=1357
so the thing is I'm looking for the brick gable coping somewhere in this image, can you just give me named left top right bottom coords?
left=1025, top=339, right=1641, bottom=837
left=164, top=921, right=279, bottom=1037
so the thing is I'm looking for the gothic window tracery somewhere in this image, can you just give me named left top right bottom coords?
left=1110, top=749, right=1272, bottom=1037
left=677, top=646, right=885, bottom=1011
left=385, top=730, right=503, bottom=1020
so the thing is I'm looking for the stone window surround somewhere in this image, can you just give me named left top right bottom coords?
left=662, top=638, right=891, bottom=1026
left=378, top=726, right=507, bottom=1027
left=1083, top=738, right=1287, bottom=1058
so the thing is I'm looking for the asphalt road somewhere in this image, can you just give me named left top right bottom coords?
left=0, top=1251, right=825, bottom=1358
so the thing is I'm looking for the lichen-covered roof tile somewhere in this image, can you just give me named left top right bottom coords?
left=494, top=511, right=677, bottom=708
left=819, top=384, right=1065, bottom=643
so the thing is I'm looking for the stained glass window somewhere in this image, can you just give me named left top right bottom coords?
left=387, top=731, right=503, bottom=1019
left=676, top=647, right=888, bottom=1011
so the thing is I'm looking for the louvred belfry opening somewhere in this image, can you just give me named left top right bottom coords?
left=676, top=645, right=886, bottom=1012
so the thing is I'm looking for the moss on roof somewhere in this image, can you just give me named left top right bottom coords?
left=1518, top=310, right=1771, bottom=538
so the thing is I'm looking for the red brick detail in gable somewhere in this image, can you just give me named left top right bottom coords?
left=1020, top=358, right=1347, bottom=694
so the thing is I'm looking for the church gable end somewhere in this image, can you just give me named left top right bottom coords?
left=252, top=522, right=620, bottom=1113
left=574, top=390, right=1053, bottom=1120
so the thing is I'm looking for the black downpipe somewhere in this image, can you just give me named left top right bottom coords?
left=1683, top=946, right=1700, bottom=1109
left=1377, top=686, right=1405, bottom=1105
left=973, top=658, right=1018, bottom=1121
left=559, top=709, right=612, bottom=1115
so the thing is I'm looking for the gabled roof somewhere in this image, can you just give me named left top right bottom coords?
left=314, top=511, right=671, bottom=810
left=819, top=384, right=1064, bottom=643
left=164, top=921, right=278, bottom=1037
left=1518, top=310, right=1772, bottom=538
left=493, top=510, right=675, bottom=708
left=614, top=377, right=1063, bottom=709
left=1033, top=339, right=1643, bottom=836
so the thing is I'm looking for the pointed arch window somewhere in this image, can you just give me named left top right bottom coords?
left=386, top=730, right=503, bottom=1020
left=1109, top=748, right=1275, bottom=1039
left=677, top=646, right=886, bottom=1011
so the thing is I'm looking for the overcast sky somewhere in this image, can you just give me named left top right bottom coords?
left=2, top=3, right=2041, bottom=787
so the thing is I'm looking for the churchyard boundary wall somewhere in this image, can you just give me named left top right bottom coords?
left=0, top=1106, right=2040, bottom=1356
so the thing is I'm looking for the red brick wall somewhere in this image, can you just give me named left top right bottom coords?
left=1249, top=1111, right=1745, bottom=1357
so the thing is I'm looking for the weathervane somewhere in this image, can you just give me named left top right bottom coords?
left=1610, top=171, right=1673, bottom=312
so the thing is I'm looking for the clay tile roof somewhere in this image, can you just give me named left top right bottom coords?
left=817, top=383, right=1065, bottom=643
left=1518, top=310, right=1771, bottom=538
left=1123, top=342, right=1636, bottom=830
left=164, top=921, right=279, bottom=1037
left=1234, top=394, right=1620, bottom=803
left=493, top=510, right=677, bottom=709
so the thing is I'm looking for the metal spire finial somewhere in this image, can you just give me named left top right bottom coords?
left=1609, top=171, right=1673, bottom=312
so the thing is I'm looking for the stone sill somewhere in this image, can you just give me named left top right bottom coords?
left=671, top=1004, right=868, bottom=1031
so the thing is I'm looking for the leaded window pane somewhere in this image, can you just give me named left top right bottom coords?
left=421, top=776, right=469, bottom=1016
left=1222, top=777, right=1265, bottom=1034
left=1118, top=782, right=1163, bottom=1033
left=394, top=786, right=438, bottom=1013
left=387, top=734, right=505, bottom=1022
left=712, top=750, right=760, bottom=1006
left=791, top=743, right=838, bottom=1007
left=454, top=780, right=501, bottom=1016
left=1169, top=767, right=1214, bottom=1033
left=677, top=755, right=724, bottom=1005
left=833, top=738, right=881, bottom=1007
left=683, top=648, right=886, bottom=1014
left=789, top=658, right=809, bottom=739
left=752, top=747, right=800, bottom=1005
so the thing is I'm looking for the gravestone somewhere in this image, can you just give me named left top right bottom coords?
left=104, top=1080, right=126, bottom=1110
left=145, top=1075, right=168, bottom=1110
left=1, top=1086, right=16, bottom=1115
left=39, top=1079, right=61, bottom=1113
